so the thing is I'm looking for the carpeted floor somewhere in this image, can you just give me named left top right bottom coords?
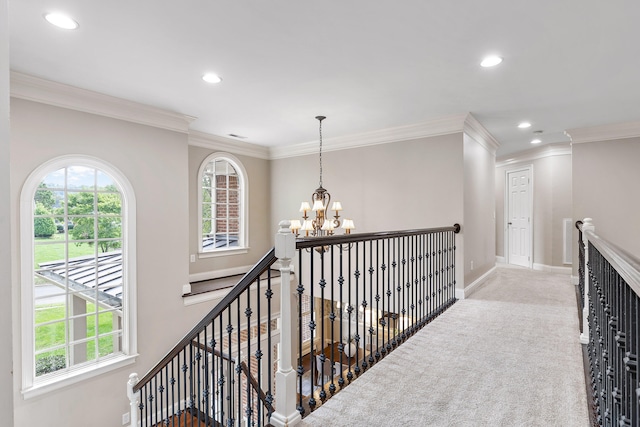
left=300, top=265, right=589, bottom=427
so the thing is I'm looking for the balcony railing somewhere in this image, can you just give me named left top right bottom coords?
left=127, top=222, right=460, bottom=427
left=577, top=218, right=640, bottom=426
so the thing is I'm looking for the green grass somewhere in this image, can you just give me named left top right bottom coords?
left=35, top=302, right=116, bottom=363
left=34, top=233, right=95, bottom=268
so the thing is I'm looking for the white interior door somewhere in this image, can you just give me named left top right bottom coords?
left=507, top=168, right=532, bottom=268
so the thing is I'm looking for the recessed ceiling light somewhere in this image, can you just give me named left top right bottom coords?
left=44, top=12, right=79, bottom=30
left=531, top=139, right=542, bottom=144
left=202, top=73, right=222, bottom=84
left=480, top=55, right=503, bottom=67
left=518, top=122, right=531, bottom=129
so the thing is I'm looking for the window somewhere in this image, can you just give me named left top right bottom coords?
left=198, top=153, right=248, bottom=255
left=21, top=156, right=137, bottom=397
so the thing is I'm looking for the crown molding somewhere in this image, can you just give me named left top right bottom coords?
left=10, top=71, right=195, bottom=134
left=496, top=142, right=571, bottom=168
left=565, top=120, right=640, bottom=144
left=189, top=130, right=270, bottom=159
left=463, top=114, right=500, bottom=154
left=269, top=114, right=469, bottom=160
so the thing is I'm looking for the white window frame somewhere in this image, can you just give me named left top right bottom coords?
left=197, top=152, right=249, bottom=257
left=20, top=155, right=138, bottom=398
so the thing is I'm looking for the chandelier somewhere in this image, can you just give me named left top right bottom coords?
left=290, top=116, right=355, bottom=237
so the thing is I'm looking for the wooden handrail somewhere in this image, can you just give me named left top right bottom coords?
left=575, top=220, right=583, bottom=231
left=295, top=224, right=461, bottom=250
left=133, top=247, right=277, bottom=392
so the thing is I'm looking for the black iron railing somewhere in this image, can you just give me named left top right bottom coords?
left=576, top=220, right=585, bottom=331
left=131, top=249, right=278, bottom=427
left=578, top=223, right=640, bottom=426
left=294, top=225, right=460, bottom=415
left=129, top=224, right=461, bottom=426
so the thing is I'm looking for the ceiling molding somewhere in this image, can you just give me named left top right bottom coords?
left=189, top=131, right=270, bottom=159
left=496, top=142, right=571, bottom=168
left=565, top=120, right=640, bottom=144
left=463, top=113, right=500, bottom=154
left=269, top=114, right=468, bottom=160
left=10, top=71, right=195, bottom=134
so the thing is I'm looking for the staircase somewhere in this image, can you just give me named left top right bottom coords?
left=127, top=222, right=461, bottom=427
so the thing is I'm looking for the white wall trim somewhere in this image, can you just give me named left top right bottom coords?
left=189, top=130, right=270, bottom=159
left=189, top=264, right=254, bottom=283
left=532, top=263, right=572, bottom=274
left=496, top=256, right=505, bottom=264
left=463, top=113, right=500, bottom=154
left=566, top=120, right=640, bottom=144
left=269, top=113, right=469, bottom=159
left=571, top=275, right=579, bottom=285
left=456, top=266, right=496, bottom=300
left=496, top=143, right=571, bottom=168
left=10, top=71, right=195, bottom=133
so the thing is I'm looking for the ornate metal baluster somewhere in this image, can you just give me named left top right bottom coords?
left=319, top=248, right=327, bottom=402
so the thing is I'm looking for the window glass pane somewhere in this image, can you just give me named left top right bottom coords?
left=35, top=320, right=67, bottom=352
left=35, top=242, right=66, bottom=270
left=99, top=332, right=121, bottom=357
left=35, top=349, right=67, bottom=377
left=35, top=304, right=66, bottom=326
left=97, top=193, right=122, bottom=216
left=67, top=166, right=95, bottom=190
left=71, top=340, right=96, bottom=362
left=96, top=170, right=116, bottom=191
left=67, top=192, right=96, bottom=215
left=41, top=168, right=65, bottom=190
left=201, top=157, right=243, bottom=252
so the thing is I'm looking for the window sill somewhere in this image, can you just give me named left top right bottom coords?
left=199, top=247, right=249, bottom=258
left=22, top=353, right=138, bottom=399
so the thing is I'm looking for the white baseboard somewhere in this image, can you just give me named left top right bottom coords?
left=532, top=263, right=572, bottom=274
left=496, top=256, right=505, bottom=264
left=571, top=275, right=579, bottom=285
left=456, top=266, right=497, bottom=300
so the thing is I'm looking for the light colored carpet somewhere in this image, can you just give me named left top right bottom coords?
left=300, top=265, right=589, bottom=427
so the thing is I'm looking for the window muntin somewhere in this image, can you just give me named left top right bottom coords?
left=199, top=154, right=247, bottom=254
left=22, top=156, right=137, bottom=397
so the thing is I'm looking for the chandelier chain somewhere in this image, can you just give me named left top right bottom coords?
left=318, top=117, right=323, bottom=188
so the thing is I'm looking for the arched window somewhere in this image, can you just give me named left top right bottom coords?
left=198, top=153, right=248, bottom=256
left=21, top=156, right=137, bottom=397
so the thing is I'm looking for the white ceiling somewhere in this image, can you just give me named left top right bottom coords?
left=9, top=1, right=640, bottom=157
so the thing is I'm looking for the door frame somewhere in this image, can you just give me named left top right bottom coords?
left=504, top=165, right=533, bottom=268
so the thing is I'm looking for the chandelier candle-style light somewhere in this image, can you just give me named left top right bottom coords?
left=290, top=116, right=355, bottom=237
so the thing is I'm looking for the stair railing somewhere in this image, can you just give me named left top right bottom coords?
left=127, top=222, right=461, bottom=427
left=128, top=248, right=279, bottom=427
left=293, top=224, right=461, bottom=415
left=577, top=218, right=640, bottom=426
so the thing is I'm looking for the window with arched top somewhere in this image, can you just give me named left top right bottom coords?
left=198, top=153, right=248, bottom=256
left=20, top=156, right=137, bottom=398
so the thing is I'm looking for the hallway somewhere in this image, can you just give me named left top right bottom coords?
left=300, top=265, right=589, bottom=427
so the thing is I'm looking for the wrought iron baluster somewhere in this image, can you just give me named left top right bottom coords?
left=329, top=244, right=337, bottom=395
left=319, top=248, right=327, bottom=401
left=296, top=251, right=304, bottom=416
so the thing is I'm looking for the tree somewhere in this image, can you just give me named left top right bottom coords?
left=34, top=203, right=56, bottom=238
left=34, top=183, right=56, bottom=210
left=67, top=190, right=122, bottom=253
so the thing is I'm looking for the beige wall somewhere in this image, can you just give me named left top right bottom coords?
left=573, top=137, right=640, bottom=259
left=188, top=145, right=272, bottom=276
left=495, top=146, right=572, bottom=268
left=0, top=0, right=14, bottom=423
left=10, top=99, right=213, bottom=427
left=270, top=133, right=464, bottom=236
left=463, top=133, right=496, bottom=284
left=270, top=132, right=466, bottom=293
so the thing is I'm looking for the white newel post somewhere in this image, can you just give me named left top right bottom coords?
left=580, top=218, right=595, bottom=345
left=127, top=373, right=140, bottom=426
left=271, top=220, right=302, bottom=427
